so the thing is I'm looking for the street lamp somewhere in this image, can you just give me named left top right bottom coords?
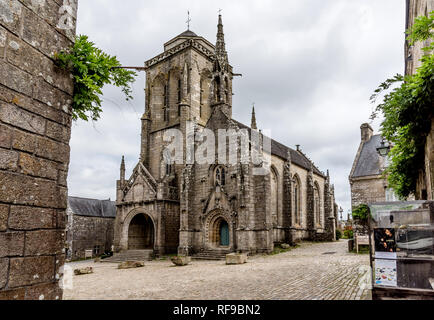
left=376, top=138, right=390, bottom=157
left=339, top=207, right=343, bottom=221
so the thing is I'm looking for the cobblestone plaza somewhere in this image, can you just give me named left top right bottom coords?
left=64, top=240, right=371, bottom=300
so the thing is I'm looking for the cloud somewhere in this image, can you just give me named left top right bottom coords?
left=69, top=0, right=406, bottom=218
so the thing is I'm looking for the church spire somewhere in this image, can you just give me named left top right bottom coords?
left=215, top=13, right=228, bottom=68
left=120, top=156, right=125, bottom=182
left=251, top=105, right=257, bottom=130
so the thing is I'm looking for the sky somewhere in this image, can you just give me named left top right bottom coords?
left=70, top=0, right=406, bottom=219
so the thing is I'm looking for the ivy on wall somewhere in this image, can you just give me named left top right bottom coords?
left=55, top=35, right=137, bottom=121
left=370, top=11, right=434, bottom=199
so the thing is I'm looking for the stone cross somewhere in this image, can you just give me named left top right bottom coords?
left=186, top=11, right=191, bottom=30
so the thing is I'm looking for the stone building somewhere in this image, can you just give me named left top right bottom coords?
left=113, top=15, right=338, bottom=259
left=349, top=123, right=398, bottom=208
left=406, top=0, right=434, bottom=200
left=66, top=197, right=116, bottom=261
left=0, top=0, right=77, bottom=300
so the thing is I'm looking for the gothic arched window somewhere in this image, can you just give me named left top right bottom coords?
left=314, top=182, right=321, bottom=226
left=293, top=175, right=301, bottom=225
left=271, top=167, right=279, bottom=226
left=215, top=166, right=226, bottom=186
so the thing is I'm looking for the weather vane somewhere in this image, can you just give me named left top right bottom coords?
left=218, top=8, right=223, bottom=15
left=186, top=11, right=191, bottom=30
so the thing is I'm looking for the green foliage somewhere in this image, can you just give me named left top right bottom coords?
left=370, top=11, right=434, bottom=198
left=343, top=228, right=353, bottom=240
left=335, top=229, right=342, bottom=240
left=352, top=204, right=370, bottom=224
left=406, top=11, right=434, bottom=48
left=55, top=35, right=137, bottom=121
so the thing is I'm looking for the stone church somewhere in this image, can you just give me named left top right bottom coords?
left=113, top=15, right=338, bottom=258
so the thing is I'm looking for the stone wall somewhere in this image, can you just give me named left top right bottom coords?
left=0, top=0, right=77, bottom=300
left=66, top=214, right=114, bottom=261
left=350, top=176, right=386, bottom=208
left=423, top=119, right=434, bottom=200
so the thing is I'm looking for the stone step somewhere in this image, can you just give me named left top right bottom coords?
left=192, top=256, right=226, bottom=261
left=192, top=251, right=233, bottom=261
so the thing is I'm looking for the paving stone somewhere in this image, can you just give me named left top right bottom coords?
left=64, top=240, right=371, bottom=300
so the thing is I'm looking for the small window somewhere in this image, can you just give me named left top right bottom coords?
left=215, top=166, right=226, bottom=186
left=166, top=163, right=172, bottom=176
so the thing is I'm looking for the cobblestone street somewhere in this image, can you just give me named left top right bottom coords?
left=64, top=240, right=372, bottom=300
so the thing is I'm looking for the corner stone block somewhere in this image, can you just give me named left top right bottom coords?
left=25, top=230, right=64, bottom=256
left=8, top=256, right=55, bottom=288
left=171, top=256, right=191, bottom=266
left=0, top=171, right=63, bottom=208
left=226, top=253, right=248, bottom=265
left=8, top=205, right=57, bottom=230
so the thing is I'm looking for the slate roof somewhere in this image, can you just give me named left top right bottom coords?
left=177, top=30, right=198, bottom=38
left=68, top=196, right=116, bottom=218
left=233, top=120, right=324, bottom=176
left=351, top=134, right=383, bottom=178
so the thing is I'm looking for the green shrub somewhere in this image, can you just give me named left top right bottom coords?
left=352, top=204, right=370, bottom=225
left=336, top=229, right=342, bottom=240
left=343, top=227, right=354, bottom=239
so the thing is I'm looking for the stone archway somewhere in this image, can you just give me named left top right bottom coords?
left=210, top=217, right=230, bottom=247
left=205, top=210, right=233, bottom=249
left=127, top=213, right=155, bottom=250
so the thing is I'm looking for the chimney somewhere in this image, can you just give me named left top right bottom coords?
left=360, top=123, right=373, bottom=143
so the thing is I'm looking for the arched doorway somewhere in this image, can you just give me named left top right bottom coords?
left=210, top=217, right=230, bottom=247
left=128, top=214, right=154, bottom=250
left=220, top=220, right=229, bottom=246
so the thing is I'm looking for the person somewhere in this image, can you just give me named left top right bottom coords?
left=375, top=228, right=396, bottom=252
